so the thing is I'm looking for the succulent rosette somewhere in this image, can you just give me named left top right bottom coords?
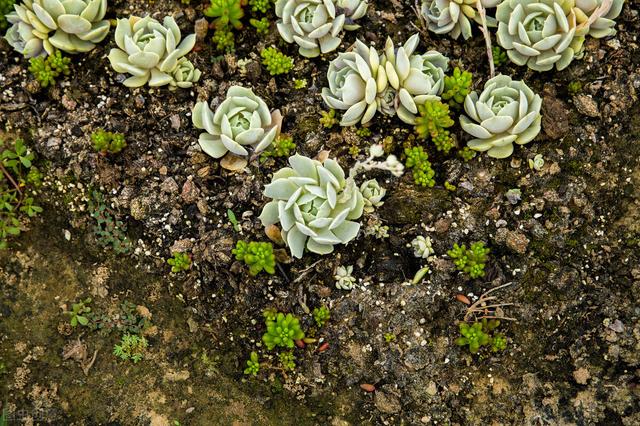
left=259, top=154, right=365, bottom=258
left=5, top=0, right=110, bottom=57
left=420, top=0, right=500, bottom=40
left=275, top=0, right=368, bottom=58
left=381, top=33, right=449, bottom=124
left=108, top=16, right=199, bottom=88
left=574, top=0, right=624, bottom=38
left=192, top=86, right=278, bottom=159
left=496, top=0, right=585, bottom=71
left=321, top=38, right=388, bottom=126
left=460, top=75, right=542, bottom=158
left=360, top=179, right=385, bottom=213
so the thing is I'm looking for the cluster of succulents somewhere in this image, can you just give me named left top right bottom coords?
left=275, top=0, right=369, bottom=58
left=322, top=34, right=451, bottom=127
left=232, top=240, right=276, bottom=275
left=259, top=154, right=366, bottom=258
left=456, top=319, right=506, bottom=353
left=90, top=129, right=127, bottom=155
left=404, top=146, right=436, bottom=187
left=108, top=16, right=200, bottom=89
left=415, top=99, right=456, bottom=153
left=5, top=0, right=110, bottom=57
left=167, top=252, right=192, bottom=273
left=496, top=0, right=625, bottom=71
left=313, top=306, right=330, bottom=327
left=447, top=241, right=490, bottom=279
left=460, top=75, right=542, bottom=158
left=419, top=0, right=500, bottom=40
left=192, top=86, right=280, bottom=161
left=262, top=312, right=305, bottom=350
left=28, top=49, right=70, bottom=87
left=261, top=46, right=294, bottom=75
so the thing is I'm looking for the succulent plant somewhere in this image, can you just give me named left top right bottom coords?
left=192, top=86, right=279, bottom=159
left=380, top=33, right=449, bottom=124
left=259, top=154, right=365, bottom=258
left=574, top=0, right=624, bottom=38
left=455, top=322, right=490, bottom=353
left=411, top=235, right=434, bottom=259
left=321, top=38, right=387, bottom=126
left=496, top=0, right=585, bottom=71
left=274, top=0, right=368, bottom=58
left=262, top=312, right=305, bottom=350
left=420, top=0, right=500, bottom=40
left=5, top=0, right=110, bottom=57
left=205, top=0, right=246, bottom=30
left=447, top=241, right=490, bottom=279
left=460, top=75, right=542, bottom=158
left=359, top=179, right=385, bottom=213
left=108, top=16, right=200, bottom=88
left=334, top=265, right=356, bottom=290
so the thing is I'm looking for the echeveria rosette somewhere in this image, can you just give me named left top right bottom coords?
left=460, top=75, right=542, bottom=158
left=420, top=0, right=500, bottom=40
left=169, top=57, right=202, bottom=90
left=108, top=16, right=198, bottom=88
left=192, top=86, right=278, bottom=159
left=321, top=38, right=388, bottom=126
left=259, top=154, right=365, bottom=259
left=5, top=0, right=110, bottom=58
left=574, top=0, right=624, bottom=38
left=496, top=0, right=585, bottom=72
left=381, top=33, right=449, bottom=124
left=275, top=0, right=368, bottom=58
left=360, top=179, right=385, bottom=213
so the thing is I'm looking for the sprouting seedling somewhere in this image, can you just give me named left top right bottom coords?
left=227, top=209, right=240, bottom=232
left=67, top=298, right=92, bottom=327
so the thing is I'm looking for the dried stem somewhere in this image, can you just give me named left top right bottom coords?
left=476, top=0, right=495, bottom=78
left=464, top=282, right=516, bottom=322
left=576, top=0, right=614, bottom=33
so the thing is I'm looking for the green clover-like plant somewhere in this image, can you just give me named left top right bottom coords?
left=262, top=312, right=304, bottom=350
left=5, top=0, right=110, bottom=57
left=67, top=297, right=92, bottom=327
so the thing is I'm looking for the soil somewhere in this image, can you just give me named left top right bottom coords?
left=1, top=0, right=640, bottom=424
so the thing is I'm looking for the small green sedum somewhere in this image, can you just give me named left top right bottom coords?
left=192, top=86, right=279, bottom=159
left=460, top=75, right=542, bottom=158
left=5, top=0, right=110, bottom=57
left=262, top=312, right=305, bottom=350
left=108, top=16, right=200, bottom=88
left=259, top=154, right=365, bottom=259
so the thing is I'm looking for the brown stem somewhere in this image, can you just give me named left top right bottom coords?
left=476, top=0, right=495, bottom=79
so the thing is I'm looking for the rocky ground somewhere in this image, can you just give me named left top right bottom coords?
left=1, top=0, right=640, bottom=424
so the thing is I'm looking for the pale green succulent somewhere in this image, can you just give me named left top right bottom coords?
left=259, top=154, right=365, bottom=258
left=321, top=38, right=388, bottom=126
left=275, top=0, right=368, bottom=58
left=360, top=179, right=385, bottom=213
left=574, top=0, right=624, bottom=38
left=420, top=0, right=499, bottom=40
left=108, top=16, right=199, bottom=88
left=380, top=33, right=449, bottom=124
left=460, top=75, right=542, bottom=158
left=411, top=235, right=434, bottom=259
left=334, top=265, right=356, bottom=290
left=192, top=86, right=278, bottom=159
left=169, top=57, right=202, bottom=90
left=5, top=0, right=110, bottom=58
left=496, top=0, right=585, bottom=71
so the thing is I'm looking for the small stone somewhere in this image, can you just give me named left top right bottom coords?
left=573, top=367, right=590, bottom=385
left=130, top=197, right=148, bottom=221
left=194, top=18, right=209, bottom=41
left=169, top=114, right=181, bottom=130
left=374, top=391, right=401, bottom=414
left=61, top=94, right=77, bottom=110
left=181, top=178, right=200, bottom=204
left=573, top=95, right=599, bottom=117
left=161, top=177, right=179, bottom=194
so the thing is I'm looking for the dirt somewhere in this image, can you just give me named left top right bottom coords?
left=1, top=0, right=640, bottom=424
